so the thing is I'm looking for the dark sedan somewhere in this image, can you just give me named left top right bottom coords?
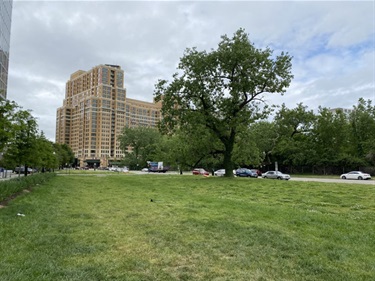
left=235, top=168, right=258, bottom=178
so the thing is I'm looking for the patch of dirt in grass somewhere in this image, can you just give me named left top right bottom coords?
left=0, top=188, right=32, bottom=208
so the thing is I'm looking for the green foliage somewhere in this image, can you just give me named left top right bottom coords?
left=0, top=100, right=61, bottom=173
left=349, top=98, right=375, bottom=165
left=165, top=126, right=223, bottom=170
left=0, top=173, right=56, bottom=202
left=1, top=109, right=38, bottom=171
left=118, top=126, right=162, bottom=169
left=248, top=121, right=278, bottom=166
left=260, top=99, right=375, bottom=172
left=232, top=126, right=263, bottom=167
left=0, top=100, right=19, bottom=151
left=312, top=107, right=351, bottom=168
left=53, top=143, right=75, bottom=168
left=155, top=28, right=293, bottom=176
left=273, top=103, right=316, bottom=167
left=36, top=135, right=59, bottom=170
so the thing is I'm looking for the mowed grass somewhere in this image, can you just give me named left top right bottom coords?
left=0, top=174, right=374, bottom=281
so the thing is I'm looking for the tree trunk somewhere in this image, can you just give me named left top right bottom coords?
left=223, top=133, right=235, bottom=178
left=24, top=164, right=28, bottom=177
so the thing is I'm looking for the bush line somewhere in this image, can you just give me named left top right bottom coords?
left=0, top=173, right=56, bottom=203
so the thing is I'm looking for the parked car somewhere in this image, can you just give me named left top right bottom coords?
left=214, top=169, right=226, bottom=176
left=192, top=168, right=210, bottom=176
left=262, top=171, right=290, bottom=180
left=235, top=168, right=258, bottom=178
left=141, top=168, right=149, bottom=172
left=14, top=167, right=33, bottom=174
left=250, top=169, right=262, bottom=177
left=109, top=166, right=129, bottom=173
left=340, top=171, right=371, bottom=180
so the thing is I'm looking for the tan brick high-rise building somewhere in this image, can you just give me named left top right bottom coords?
left=56, top=64, right=162, bottom=167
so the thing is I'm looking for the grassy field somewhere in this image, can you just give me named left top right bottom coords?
left=0, top=174, right=374, bottom=281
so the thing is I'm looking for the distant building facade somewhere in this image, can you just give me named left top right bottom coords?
left=0, top=0, right=13, bottom=99
left=329, top=107, right=353, bottom=116
left=56, top=64, right=162, bottom=167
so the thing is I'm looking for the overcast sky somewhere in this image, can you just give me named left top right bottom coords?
left=7, top=0, right=375, bottom=141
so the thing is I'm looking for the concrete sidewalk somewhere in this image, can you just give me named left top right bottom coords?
left=0, top=171, right=24, bottom=180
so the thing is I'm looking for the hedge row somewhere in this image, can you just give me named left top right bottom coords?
left=0, top=173, right=56, bottom=203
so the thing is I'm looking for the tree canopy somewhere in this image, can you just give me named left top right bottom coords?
left=0, top=100, right=68, bottom=174
left=118, top=126, right=162, bottom=169
left=154, top=28, right=293, bottom=176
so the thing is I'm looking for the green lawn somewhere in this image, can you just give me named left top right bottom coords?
left=0, top=174, right=374, bottom=281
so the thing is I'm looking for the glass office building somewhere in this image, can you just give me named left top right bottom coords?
left=0, top=0, right=12, bottom=100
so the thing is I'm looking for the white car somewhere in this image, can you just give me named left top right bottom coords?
left=262, top=171, right=290, bottom=180
left=110, top=166, right=129, bottom=173
left=214, top=169, right=226, bottom=176
left=340, top=171, right=371, bottom=180
left=141, top=168, right=149, bottom=172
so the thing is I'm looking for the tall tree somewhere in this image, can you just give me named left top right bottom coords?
left=154, top=29, right=293, bottom=177
left=161, top=126, right=223, bottom=171
left=273, top=103, right=316, bottom=170
left=53, top=143, right=75, bottom=169
left=349, top=98, right=375, bottom=166
left=231, top=125, right=264, bottom=169
left=312, top=107, right=353, bottom=173
left=2, top=110, right=38, bottom=176
left=31, top=133, right=59, bottom=171
left=0, top=100, right=18, bottom=151
left=248, top=121, right=279, bottom=168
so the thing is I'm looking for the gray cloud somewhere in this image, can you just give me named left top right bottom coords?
left=7, top=0, right=375, bottom=141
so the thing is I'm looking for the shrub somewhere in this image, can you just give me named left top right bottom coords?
left=0, top=173, right=56, bottom=202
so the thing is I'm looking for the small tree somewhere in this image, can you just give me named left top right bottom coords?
left=118, top=126, right=162, bottom=169
left=3, top=110, right=38, bottom=176
left=54, top=143, right=75, bottom=169
left=33, top=134, right=59, bottom=171
left=155, top=28, right=293, bottom=177
left=0, top=100, right=19, bottom=152
left=161, top=126, right=222, bottom=171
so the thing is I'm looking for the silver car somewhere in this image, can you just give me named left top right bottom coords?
left=262, top=171, right=290, bottom=180
left=340, top=171, right=371, bottom=180
left=214, top=169, right=226, bottom=176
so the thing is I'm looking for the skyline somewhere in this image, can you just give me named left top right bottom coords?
left=7, top=0, right=375, bottom=141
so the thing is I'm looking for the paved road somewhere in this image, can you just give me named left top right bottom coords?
left=132, top=171, right=374, bottom=184
left=289, top=177, right=374, bottom=185
left=54, top=170, right=375, bottom=185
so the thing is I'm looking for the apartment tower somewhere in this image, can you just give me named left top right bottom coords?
left=0, top=0, right=13, bottom=100
left=56, top=64, right=162, bottom=167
